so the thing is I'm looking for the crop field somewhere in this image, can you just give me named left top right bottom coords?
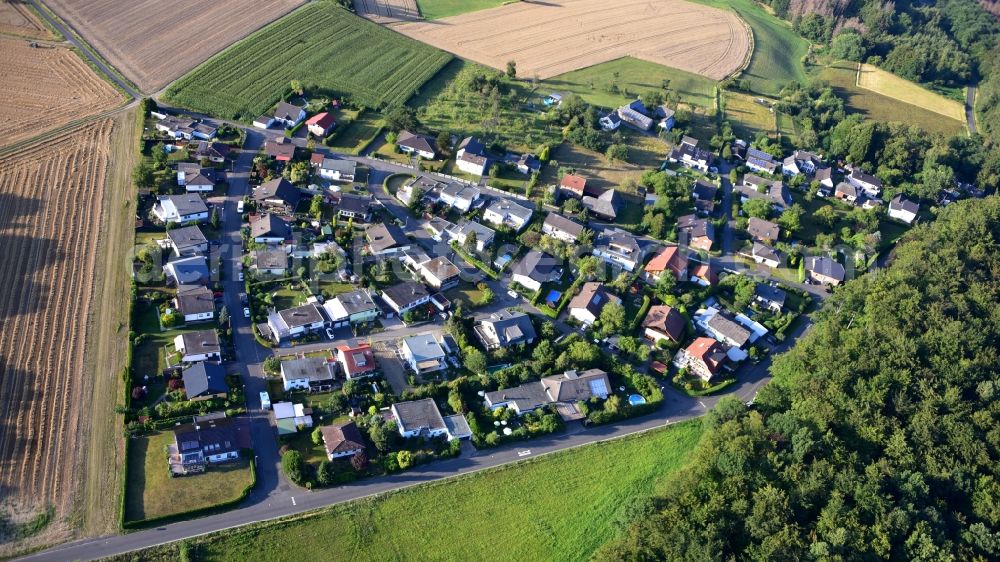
left=0, top=38, right=123, bottom=149
left=818, top=61, right=966, bottom=136
left=415, top=0, right=507, bottom=19
left=352, top=0, right=420, bottom=22
left=544, top=57, right=717, bottom=110
left=0, top=119, right=116, bottom=554
left=107, top=421, right=703, bottom=562
left=725, top=91, right=776, bottom=139
left=0, top=1, right=56, bottom=39
left=164, top=2, right=452, bottom=121
left=856, top=63, right=966, bottom=122
left=44, top=0, right=303, bottom=93
left=393, top=0, right=750, bottom=81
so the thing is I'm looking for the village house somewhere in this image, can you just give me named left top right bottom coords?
left=455, top=136, right=490, bottom=176
left=254, top=178, right=301, bottom=212
left=156, top=116, right=216, bottom=141
left=668, top=136, right=712, bottom=172
left=402, top=252, right=460, bottom=290
left=333, top=193, right=372, bottom=222
left=848, top=168, right=883, bottom=198
left=815, top=167, right=834, bottom=189
left=170, top=416, right=240, bottom=474
left=272, top=102, right=306, bottom=128
left=751, top=242, right=782, bottom=268
left=397, top=130, right=437, bottom=159
left=747, top=217, right=780, bottom=243
left=249, top=213, right=290, bottom=244
left=166, top=225, right=208, bottom=257
left=485, top=369, right=610, bottom=420
left=834, top=181, right=859, bottom=203
left=568, top=282, right=621, bottom=326
left=365, top=222, right=410, bottom=256
left=323, top=289, right=379, bottom=328
left=644, top=245, right=688, bottom=282
left=692, top=179, right=718, bottom=215
left=674, top=337, right=729, bottom=381
left=642, top=304, right=686, bottom=343
left=174, top=284, right=215, bottom=323
left=592, top=228, right=641, bottom=272
left=754, top=283, right=787, bottom=313
left=164, top=255, right=209, bottom=286
left=582, top=189, right=622, bottom=221
left=514, top=153, right=541, bottom=175
left=541, top=213, right=584, bottom=243
left=193, top=141, right=230, bottom=163
left=177, top=162, right=217, bottom=192
left=250, top=247, right=288, bottom=275
left=320, top=422, right=366, bottom=460
left=511, top=250, right=560, bottom=292
left=439, top=182, right=481, bottom=213
left=181, top=363, right=228, bottom=401
left=782, top=150, right=823, bottom=176
left=306, top=112, right=336, bottom=137
left=745, top=148, right=779, bottom=175
left=264, top=136, right=295, bottom=161
left=391, top=398, right=448, bottom=439
left=483, top=199, right=533, bottom=232
left=312, top=156, right=357, bottom=182
left=558, top=174, right=588, bottom=199
left=738, top=175, right=792, bottom=210
left=474, top=310, right=537, bottom=350
left=703, top=311, right=752, bottom=349
left=400, top=333, right=447, bottom=374
left=805, top=256, right=846, bottom=286
left=153, top=194, right=209, bottom=224
left=280, top=357, right=336, bottom=392
left=267, top=302, right=326, bottom=344
left=381, top=281, right=431, bottom=316
left=888, top=194, right=919, bottom=224
left=335, top=343, right=378, bottom=379
left=447, top=220, right=495, bottom=252
left=676, top=214, right=715, bottom=252
left=174, top=330, right=221, bottom=363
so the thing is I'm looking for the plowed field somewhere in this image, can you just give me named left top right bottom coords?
left=0, top=38, right=123, bottom=149
left=0, top=120, right=114, bottom=552
left=44, top=0, right=303, bottom=92
left=394, top=0, right=750, bottom=80
left=0, top=1, right=54, bottom=39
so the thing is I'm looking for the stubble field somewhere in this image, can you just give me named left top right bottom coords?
left=0, top=37, right=123, bottom=149
left=0, top=1, right=55, bottom=39
left=44, top=0, right=303, bottom=92
left=856, top=63, right=966, bottom=122
left=393, top=0, right=750, bottom=80
left=0, top=119, right=119, bottom=553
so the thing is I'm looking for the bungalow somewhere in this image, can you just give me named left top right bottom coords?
left=333, top=193, right=371, bottom=222
left=181, top=363, right=228, bottom=401
left=280, top=357, right=336, bottom=392
left=400, top=333, right=447, bottom=374
left=153, top=194, right=209, bottom=224
left=888, top=194, right=919, bottom=224
left=483, top=199, right=533, bottom=232
left=174, top=284, right=215, bottom=323
left=582, top=189, right=621, bottom=221
left=559, top=174, right=588, bottom=199
left=252, top=114, right=275, bottom=129
left=264, top=136, right=295, bottom=161
left=171, top=416, right=239, bottom=474
left=738, top=175, right=792, bottom=209
left=511, top=250, right=560, bottom=292
left=754, top=283, right=787, bottom=312
left=692, top=179, right=718, bottom=215
left=668, top=136, right=711, bottom=172
left=177, top=163, right=216, bottom=192
left=848, top=168, right=883, bottom=197
left=397, top=130, right=437, bottom=159
left=805, top=256, right=846, bottom=286
left=676, top=214, right=715, bottom=252
left=674, top=337, right=728, bottom=381
left=746, top=148, right=779, bottom=175
left=381, top=281, right=431, bottom=315
left=485, top=369, right=610, bottom=419
left=474, top=310, right=537, bottom=350
left=251, top=247, right=288, bottom=275
left=335, top=343, right=378, bottom=379
left=267, top=302, right=326, bottom=343
left=834, top=181, right=859, bottom=203
left=391, top=398, right=448, bottom=439
left=455, top=136, right=489, bottom=176
left=249, top=213, right=290, bottom=244
left=446, top=220, right=495, bottom=252
left=193, top=141, right=230, bottom=163
left=642, top=305, right=686, bottom=343
left=365, top=222, right=410, bottom=256
left=306, top=112, right=336, bottom=137
left=254, top=178, right=301, bottom=212
left=164, top=256, right=209, bottom=286
left=323, top=289, right=379, bottom=328
left=320, top=422, right=366, bottom=460
left=568, top=282, right=621, bottom=326
left=592, top=228, right=641, bottom=272
left=644, top=245, right=688, bottom=282
left=315, top=157, right=357, bottom=182
left=166, top=225, right=208, bottom=257
left=751, top=242, right=782, bottom=268
left=273, top=402, right=313, bottom=435
left=542, top=213, right=584, bottom=243
left=439, top=182, right=481, bottom=213
left=747, top=217, right=780, bottom=243
left=272, top=102, right=306, bottom=128
left=174, top=330, right=221, bottom=363
left=156, top=116, right=216, bottom=140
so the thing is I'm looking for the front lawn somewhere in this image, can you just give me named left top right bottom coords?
left=326, top=111, right=384, bottom=155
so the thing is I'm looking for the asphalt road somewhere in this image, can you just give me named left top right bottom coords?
left=966, top=86, right=978, bottom=135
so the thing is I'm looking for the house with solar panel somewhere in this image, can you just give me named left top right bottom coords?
left=484, top=369, right=611, bottom=420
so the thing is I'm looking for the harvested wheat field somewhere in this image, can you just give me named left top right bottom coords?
left=354, top=0, right=420, bottom=23
left=393, top=0, right=750, bottom=80
left=44, top=0, right=303, bottom=92
left=0, top=1, right=55, bottom=39
left=856, top=63, right=966, bottom=122
left=0, top=37, right=123, bottom=149
left=0, top=118, right=121, bottom=554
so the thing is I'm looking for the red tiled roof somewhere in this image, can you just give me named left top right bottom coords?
left=306, top=112, right=335, bottom=128
left=336, top=343, right=376, bottom=377
left=691, top=263, right=717, bottom=285
left=644, top=246, right=688, bottom=279
left=686, top=337, right=725, bottom=374
left=560, top=174, right=587, bottom=193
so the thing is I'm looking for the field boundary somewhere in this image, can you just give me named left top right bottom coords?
left=725, top=16, right=754, bottom=82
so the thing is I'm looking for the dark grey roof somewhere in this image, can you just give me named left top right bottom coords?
left=457, top=136, right=486, bottom=156
left=320, top=158, right=357, bottom=175
left=582, top=189, right=620, bottom=219
left=252, top=248, right=287, bottom=270
left=333, top=289, right=378, bottom=315
left=747, top=217, right=780, bottom=242
left=752, top=242, right=781, bottom=263
left=182, top=363, right=227, bottom=399
left=754, top=283, right=787, bottom=307
left=178, top=329, right=220, bottom=356
left=706, top=313, right=752, bottom=347
left=850, top=168, right=881, bottom=187
left=485, top=381, right=550, bottom=411
left=161, top=194, right=208, bottom=216
left=167, top=225, right=207, bottom=250
left=543, top=213, right=584, bottom=237
left=476, top=310, right=537, bottom=347
left=281, top=357, right=334, bottom=382
left=512, top=250, right=560, bottom=283
left=541, top=369, right=610, bottom=402
left=365, top=222, right=408, bottom=253
left=176, top=284, right=214, bottom=315
left=889, top=194, right=919, bottom=214
left=739, top=176, right=791, bottom=207
left=692, top=179, right=718, bottom=201
left=194, top=141, right=229, bottom=160
left=255, top=178, right=301, bottom=206
left=274, top=102, right=304, bottom=121
left=814, top=167, right=833, bottom=182
left=568, top=282, right=617, bottom=317
left=397, top=130, right=435, bottom=154
left=276, top=303, right=324, bottom=329
left=805, top=256, right=846, bottom=281
left=382, top=281, right=430, bottom=308
left=250, top=213, right=289, bottom=239
left=166, top=256, right=209, bottom=284
left=677, top=214, right=713, bottom=239
left=173, top=416, right=239, bottom=456
left=393, top=398, right=446, bottom=433
left=336, top=193, right=372, bottom=215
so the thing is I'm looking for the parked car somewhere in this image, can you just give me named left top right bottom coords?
left=238, top=271, right=244, bottom=282
left=507, top=290, right=518, bottom=300
left=325, top=328, right=336, bottom=340
left=236, top=200, right=244, bottom=214
left=243, top=307, right=251, bottom=318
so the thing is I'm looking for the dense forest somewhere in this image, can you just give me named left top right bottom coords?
left=596, top=196, right=1000, bottom=560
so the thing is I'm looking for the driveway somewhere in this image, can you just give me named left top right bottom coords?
left=372, top=340, right=410, bottom=394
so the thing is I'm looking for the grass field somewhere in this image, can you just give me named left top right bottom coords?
left=110, top=421, right=703, bottom=562
left=326, top=111, right=385, bottom=155
left=163, top=2, right=452, bottom=121
left=416, top=0, right=506, bottom=19
left=856, top=63, right=966, bottom=122
left=548, top=143, right=642, bottom=191
left=124, top=432, right=253, bottom=523
left=543, top=57, right=717, bottom=110
left=818, top=61, right=966, bottom=136
left=725, top=91, right=775, bottom=139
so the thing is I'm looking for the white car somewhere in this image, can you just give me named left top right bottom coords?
left=238, top=271, right=244, bottom=282
left=507, top=290, right=518, bottom=300
left=325, top=328, right=336, bottom=340
left=243, top=307, right=251, bottom=318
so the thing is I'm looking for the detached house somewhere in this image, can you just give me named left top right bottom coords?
left=320, top=422, right=366, bottom=460
left=642, top=305, right=686, bottom=343
left=153, top=194, right=209, bottom=224
left=568, top=282, right=621, bottom=326
left=754, top=283, right=787, bottom=312
left=455, top=136, right=489, bottom=176
left=848, top=168, right=883, bottom=197
left=474, top=310, right=537, bottom=350
left=165, top=256, right=209, bottom=285
left=751, top=242, right=782, bottom=268
left=439, top=182, right=481, bottom=213
left=254, top=178, right=301, bottom=211
left=272, top=102, right=306, bottom=128
left=193, top=141, right=229, bottom=163
left=251, top=247, right=288, bottom=275
left=485, top=369, right=610, bottom=420
left=335, top=343, right=378, bottom=379
left=381, top=281, right=431, bottom=316
left=166, top=225, right=208, bottom=257
left=542, top=213, right=584, bottom=243
left=738, top=175, right=792, bottom=210
left=306, top=112, right=335, bottom=137
left=404, top=253, right=460, bottom=290
left=582, top=189, right=621, bottom=221
left=782, top=150, right=823, bottom=176
left=174, top=330, right=221, bottom=363
left=280, top=357, right=336, bottom=392
left=592, top=228, right=641, bottom=272
left=392, top=398, right=447, bottom=439
left=447, top=221, right=495, bottom=252
left=181, top=363, right=228, bottom=401
left=171, top=416, right=240, bottom=474
left=314, top=157, right=357, bottom=182
left=365, top=222, right=409, bottom=256
left=397, top=131, right=437, bottom=159
left=511, top=250, right=560, bottom=292
left=156, top=116, right=216, bottom=140
left=674, top=337, right=729, bottom=381
left=249, top=213, right=290, bottom=244
left=888, top=194, right=919, bottom=224
left=174, top=284, right=215, bottom=323
left=668, top=136, right=711, bottom=172
left=333, top=193, right=371, bottom=222
left=747, top=217, right=780, bottom=243
left=400, top=333, right=447, bottom=374
left=805, top=256, right=846, bottom=286
left=834, top=181, right=859, bottom=203
left=676, top=214, right=715, bottom=252
left=745, top=148, right=779, bottom=175
left=644, top=245, right=688, bottom=282
left=177, top=163, right=216, bottom=192
left=692, top=179, right=718, bottom=215
left=323, top=289, right=379, bottom=328
left=264, top=136, right=295, bottom=161
left=483, top=199, right=533, bottom=232
left=267, top=302, right=325, bottom=343
left=559, top=174, right=588, bottom=199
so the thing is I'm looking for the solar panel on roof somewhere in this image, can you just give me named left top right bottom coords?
left=589, top=379, right=608, bottom=397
